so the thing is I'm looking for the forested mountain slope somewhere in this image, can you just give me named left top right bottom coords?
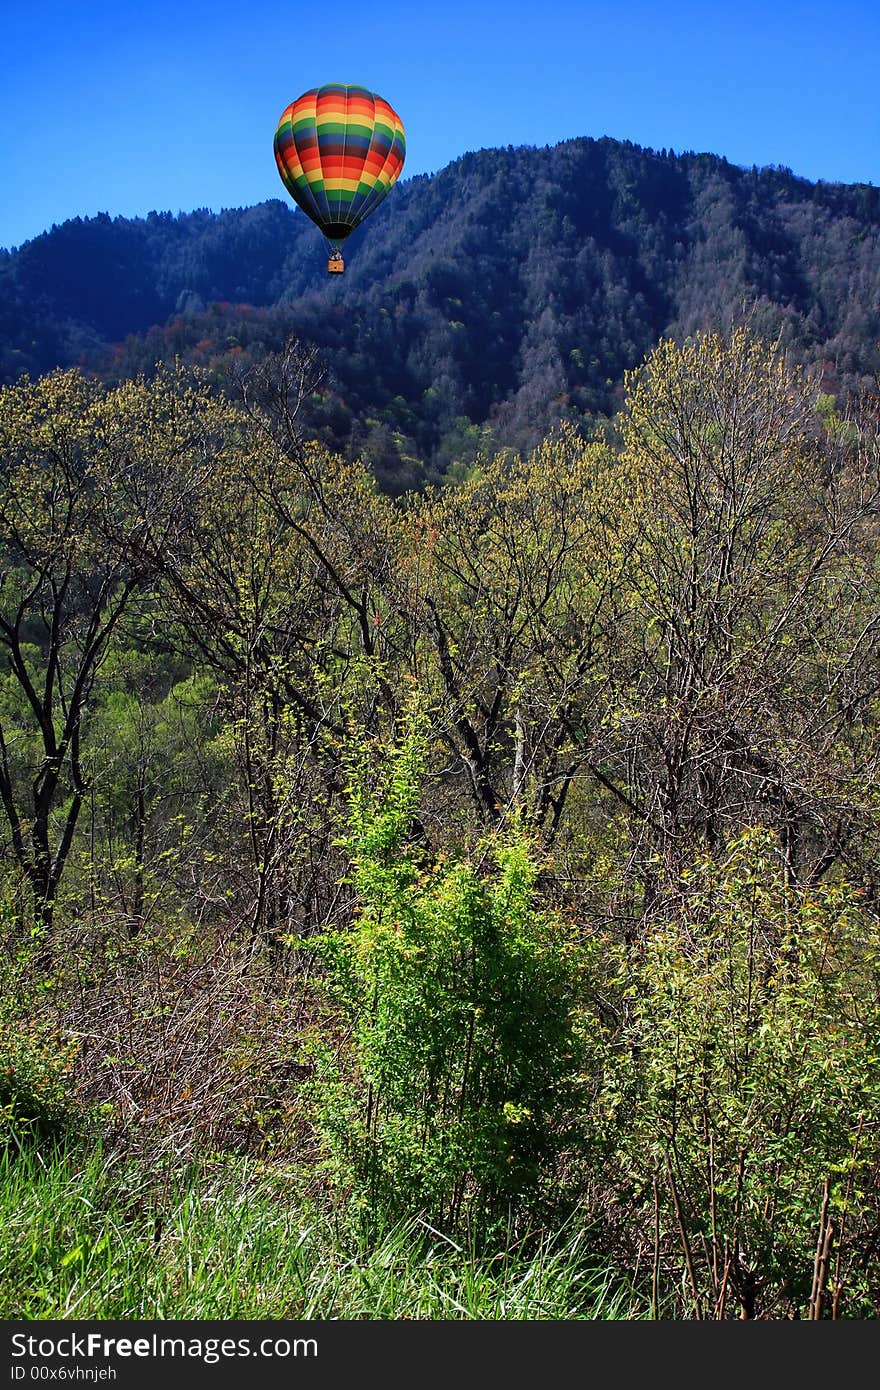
left=3, top=136, right=879, bottom=487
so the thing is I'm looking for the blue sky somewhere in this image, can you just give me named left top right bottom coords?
left=2, top=0, right=878, bottom=251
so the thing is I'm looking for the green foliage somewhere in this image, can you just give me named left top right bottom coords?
left=3, top=328, right=880, bottom=1315
left=0, top=1142, right=637, bottom=1319
left=603, top=829, right=880, bottom=1318
left=0, top=919, right=82, bottom=1150
left=309, top=715, right=590, bottom=1236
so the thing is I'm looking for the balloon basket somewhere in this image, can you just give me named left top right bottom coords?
left=328, top=256, right=345, bottom=274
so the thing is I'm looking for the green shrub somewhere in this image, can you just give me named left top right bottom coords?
left=0, top=930, right=82, bottom=1151
left=307, top=716, right=591, bottom=1238
left=603, top=829, right=880, bottom=1318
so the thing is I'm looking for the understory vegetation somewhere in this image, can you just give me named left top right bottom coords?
left=2, top=327, right=880, bottom=1318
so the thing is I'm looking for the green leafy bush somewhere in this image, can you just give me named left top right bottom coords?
left=308, top=717, right=590, bottom=1238
left=0, top=927, right=82, bottom=1150
left=603, top=829, right=880, bottom=1318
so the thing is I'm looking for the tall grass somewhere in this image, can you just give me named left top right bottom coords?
left=0, top=1141, right=642, bottom=1319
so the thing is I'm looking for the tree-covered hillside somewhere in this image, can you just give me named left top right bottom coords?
left=3, top=136, right=880, bottom=488
left=4, top=330, right=880, bottom=1316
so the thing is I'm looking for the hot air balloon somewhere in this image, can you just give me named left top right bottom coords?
left=274, top=84, right=406, bottom=274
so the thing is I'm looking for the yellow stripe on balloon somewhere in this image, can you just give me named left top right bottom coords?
left=324, top=178, right=362, bottom=193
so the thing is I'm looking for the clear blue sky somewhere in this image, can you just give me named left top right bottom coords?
left=2, top=0, right=878, bottom=251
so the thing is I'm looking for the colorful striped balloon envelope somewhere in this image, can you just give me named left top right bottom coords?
left=274, top=84, right=406, bottom=255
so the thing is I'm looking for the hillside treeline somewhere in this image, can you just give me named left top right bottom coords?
left=2, top=329, right=880, bottom=1317
left=3, top=136, right=880, bottom=489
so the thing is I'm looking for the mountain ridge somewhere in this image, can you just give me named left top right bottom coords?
left=3, top=134, right=879, bottom=487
